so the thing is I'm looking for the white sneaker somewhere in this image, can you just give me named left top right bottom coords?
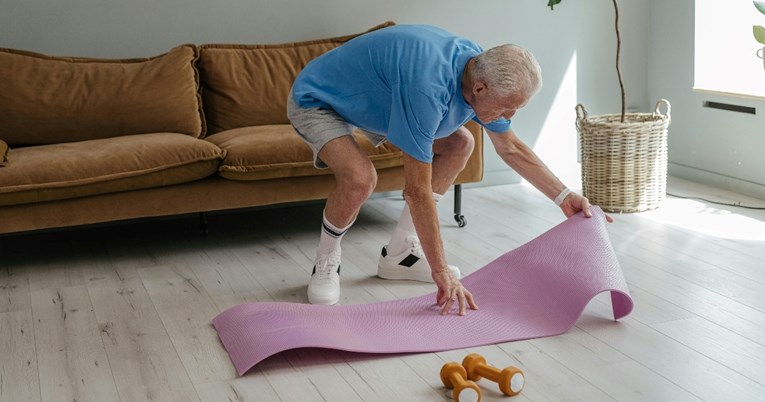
left=307, top=250, right=341, bottom=305
left=377, top=235, right=461, bottom=282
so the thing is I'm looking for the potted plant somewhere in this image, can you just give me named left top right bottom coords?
left=755, top=1, right=765, bottom=69
left=547, top=0, right=671, bottom=213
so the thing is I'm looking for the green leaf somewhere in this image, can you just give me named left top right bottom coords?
left=755, top=25, right=765, bottom=44
left=547, top=0, right=562, bottom=10
left=755, top=1, right=765, bottom=15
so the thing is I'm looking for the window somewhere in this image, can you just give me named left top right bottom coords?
left=695, top=0, right=765, bottom=98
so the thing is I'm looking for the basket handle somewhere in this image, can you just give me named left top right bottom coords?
left=575, top=104, right=588, bottom=122
left=654, top=99, right=671, bottom=119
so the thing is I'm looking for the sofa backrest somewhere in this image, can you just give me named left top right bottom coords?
left=0, top=45, right=205, bottom=146
left=197, top=21, right=395, bottom=134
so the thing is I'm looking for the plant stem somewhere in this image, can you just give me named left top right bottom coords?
left=613, top=0, right=626, bottom=122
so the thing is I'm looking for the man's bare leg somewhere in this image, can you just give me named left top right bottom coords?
left=319, top=136, right=378, bottom=228
left=306, top=135, right=377, bottom=305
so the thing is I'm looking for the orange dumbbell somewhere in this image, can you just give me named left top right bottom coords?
left=462, top=353, right=525, bottom=397
left=440, top=362, right=482, bottom=402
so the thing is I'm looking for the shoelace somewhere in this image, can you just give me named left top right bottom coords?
left=315, top=254, right=341, bottom=280
left=407, top=235, right=425, bottom=258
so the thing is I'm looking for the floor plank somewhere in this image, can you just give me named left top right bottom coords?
left=31, top=286, right=120, bottom=402
left=0, top=309, right=40, bottom=402
left=85, top=261, right=200, bottom=402
left=584, top=301, right=765, bottom=401
left=138, top=265, right=236, bottom=384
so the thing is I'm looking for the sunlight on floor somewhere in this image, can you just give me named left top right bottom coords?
left=640, top=197, right=765, bottom=241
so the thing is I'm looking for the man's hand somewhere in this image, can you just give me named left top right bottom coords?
left=560, top=192, right=614, bottom=223
left=433, top=269, right=478, bottom=316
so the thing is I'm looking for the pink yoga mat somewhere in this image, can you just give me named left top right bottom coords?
left=213, top=207, right=633, bottom=375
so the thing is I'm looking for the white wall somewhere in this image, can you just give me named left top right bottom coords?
left=649, top=0, right=765, bottom=200
left=1, top=0, right=653, bottom=193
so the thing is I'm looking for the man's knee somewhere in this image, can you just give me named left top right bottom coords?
left=436, top=126, right=475, bottom=157
left=336, top=162, right=378, bottom=201
left=454, top=126, right=475, bottom=155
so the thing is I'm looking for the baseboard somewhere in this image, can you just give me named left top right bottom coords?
left=669, top=162, right=765, bottom=201
left=469, top=164, right=765, bottom=202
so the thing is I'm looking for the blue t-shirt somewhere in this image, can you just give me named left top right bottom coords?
left=291, top=24, right=512, bottom=163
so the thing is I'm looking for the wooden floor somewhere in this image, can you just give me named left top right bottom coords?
left=1, top=177, right=764, bottom=402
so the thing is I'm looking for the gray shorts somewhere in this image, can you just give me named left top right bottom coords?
left=287, top=93, right=386, bottom=169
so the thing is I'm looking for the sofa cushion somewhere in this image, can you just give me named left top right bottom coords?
left=205, top=125, right=403, bottom=181
left=198, top=21, right=395, bottom=134
left=0, top=45, right=205, bottom=146
left=0, top=133, right=225, bottom=206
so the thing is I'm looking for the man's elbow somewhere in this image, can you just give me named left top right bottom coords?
left=496, top=141, right=521, bottom=161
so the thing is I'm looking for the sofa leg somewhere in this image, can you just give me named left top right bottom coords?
left=453, top=184, right=466, bottom=228
left=199, top=212, right=209, bottom=237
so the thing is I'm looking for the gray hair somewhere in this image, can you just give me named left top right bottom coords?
left=472, top=44, right=542, bottom=99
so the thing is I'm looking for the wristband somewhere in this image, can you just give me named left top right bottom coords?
left=554, top=188, right=572, bottom=206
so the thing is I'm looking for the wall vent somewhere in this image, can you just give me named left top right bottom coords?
left=703, top=101, right=756, bottom=114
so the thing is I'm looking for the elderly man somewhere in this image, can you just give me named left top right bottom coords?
left=287, top=24, right=602, bottom=315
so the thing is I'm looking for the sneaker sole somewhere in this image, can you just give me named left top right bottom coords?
left=308, top=291, right=340, bottom=305
left=377, top=267, right=434, bottom=282
left=377, top=265, right=461, bottom=283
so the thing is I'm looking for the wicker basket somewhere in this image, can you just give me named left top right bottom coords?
left=576, top=99, right=671, bottom=213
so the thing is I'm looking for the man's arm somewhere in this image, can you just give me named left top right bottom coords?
left=486, top=128, right=610, bottom=221
left=402, top=154, right=446, bottom=272
left=486, top=128, right=566, bottom=200
left=402, top=153, right=478, bottom=315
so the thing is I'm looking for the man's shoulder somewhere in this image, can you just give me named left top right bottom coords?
left=386, top=24, right=453, bottom=35
left=358, top=24, right=469, bottom=45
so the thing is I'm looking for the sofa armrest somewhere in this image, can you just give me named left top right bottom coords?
left=454, top=120, right=484, bottom=185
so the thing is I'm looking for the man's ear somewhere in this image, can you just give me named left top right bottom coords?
left=473, top=80, right=487, bottom=96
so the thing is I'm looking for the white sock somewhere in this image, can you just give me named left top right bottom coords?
left=317, top=210, right=353, bottom=258
left=386, top=192, right=443, bottom=256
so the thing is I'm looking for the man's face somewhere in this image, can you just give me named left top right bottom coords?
left=471, top=86, right=529, bottom=125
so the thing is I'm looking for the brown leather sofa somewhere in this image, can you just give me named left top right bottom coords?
left=0, top=22, right=483, bottom=235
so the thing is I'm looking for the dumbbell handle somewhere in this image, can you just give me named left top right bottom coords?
left=471, top=364, right=501, bottom=381
left=447, top=371, right=464, bottom=386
